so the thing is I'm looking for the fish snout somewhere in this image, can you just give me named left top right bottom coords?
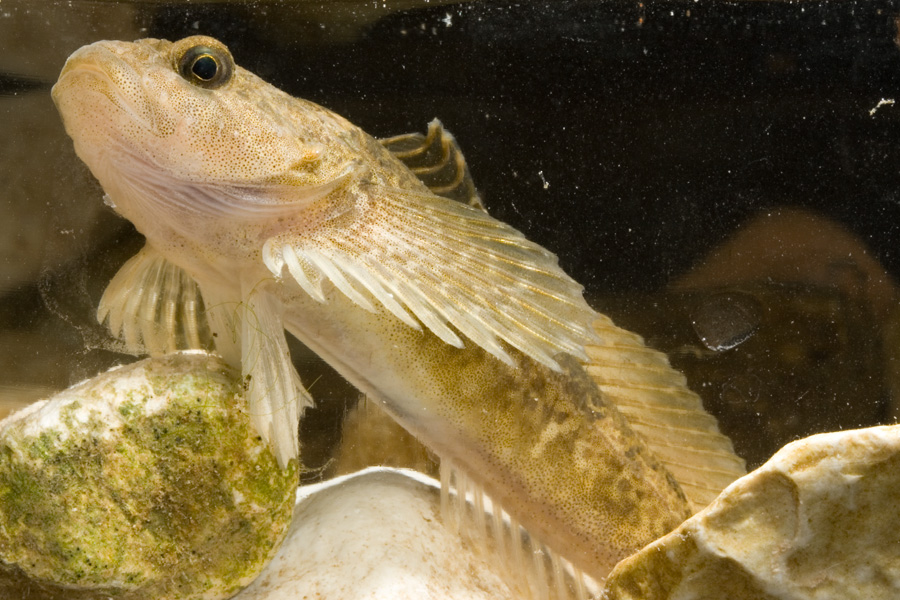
left=54, top=40, right=132, bottom=94
left=53, top=41, right=161, bottom=143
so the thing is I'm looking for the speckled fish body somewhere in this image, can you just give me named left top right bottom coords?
left=283, top=284, right=691, bottom=582
left=52, top=36, right=694, bottom=584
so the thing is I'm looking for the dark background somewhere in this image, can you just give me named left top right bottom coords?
left=141, top=1, right=900, bottom=468
left=147, top=0, right=900, bottom=294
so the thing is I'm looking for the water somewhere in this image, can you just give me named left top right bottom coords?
left=1, top=0, right=899, bottom=535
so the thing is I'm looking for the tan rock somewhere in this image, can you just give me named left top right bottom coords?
left=602, top=425, right=900, bottom=600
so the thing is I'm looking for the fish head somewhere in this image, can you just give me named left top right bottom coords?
left=52, top=36, right=347, bottom=244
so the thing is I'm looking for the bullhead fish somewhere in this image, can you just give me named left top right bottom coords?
left=52, top=36, right=744, bottom=593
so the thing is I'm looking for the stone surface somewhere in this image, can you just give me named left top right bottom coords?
left=236, top=468, right=516, bottom=600
left=4, top=354, right=900, bottom=600
left=601, top=424, right=900, bottom=600
left=0, top=353, right=298, bottom=600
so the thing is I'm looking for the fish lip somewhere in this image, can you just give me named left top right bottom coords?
left=52, top=61, right=109, bottom=95
left=52, top=43, right=155, bottom=134
left=53, top=42, right=120, bottom=93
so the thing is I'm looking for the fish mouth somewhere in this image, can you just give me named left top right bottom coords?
left=53, top=43, right=119, bottom=101
left=52, top=42, right=155, bottom=135
left=54, top=49, right=111, bottom=86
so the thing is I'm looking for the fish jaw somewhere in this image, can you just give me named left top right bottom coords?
left=52, top=39, right=181, bottom=212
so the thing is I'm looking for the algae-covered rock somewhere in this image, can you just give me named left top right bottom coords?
left=601, top=424, right=900, bottom=600
left=0, top=352, right=298, bottom=600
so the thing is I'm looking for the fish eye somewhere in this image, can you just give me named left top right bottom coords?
left=177, top=45, right=233, bottom=89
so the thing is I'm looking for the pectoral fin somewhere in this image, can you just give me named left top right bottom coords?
left=263, top=185, right=598, bottom=371
left=98, top=245, right=211, bottom=355
left=380, top=119, right=484, bottom=211
left=585, top=315, right=747, bottom=512
left=238, top=276, right=311, bottom=467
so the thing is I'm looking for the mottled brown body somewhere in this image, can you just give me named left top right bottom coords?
left=280, top=283, right=692, bottom=581
left=446, top=354, right=691, bottom=577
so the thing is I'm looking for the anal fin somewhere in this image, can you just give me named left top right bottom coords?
left=585, top=314, right=747, bottom=512
left=440, top=459, right=599, bottom=600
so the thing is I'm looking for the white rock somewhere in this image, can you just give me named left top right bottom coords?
left=6, top=353, right=900, bottom=600
left=237, top=468, right=516, bottom=600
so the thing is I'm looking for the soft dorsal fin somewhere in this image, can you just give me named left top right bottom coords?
left=97, top=244, right=212, bottom=355
left=262, top=184, right=598, bottom=372
left=380, top=119, right=485, bottom=211
left=584, top=314, right=747, bottom=512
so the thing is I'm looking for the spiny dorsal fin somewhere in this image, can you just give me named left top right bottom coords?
left=380, top=119, right=485, bottom=211
left=584, top=314, right=746, bottom=512
left=97, top=244, right=212, bottom=355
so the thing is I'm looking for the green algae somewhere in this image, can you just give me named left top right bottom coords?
left=0, top=353, right=298, bottom=600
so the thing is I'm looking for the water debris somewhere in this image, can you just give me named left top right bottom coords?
left=689, top=292, right=761, bottom=352
left=869, top=97, right=894, bottom=116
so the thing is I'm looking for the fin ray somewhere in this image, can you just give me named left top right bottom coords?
left=439, top=459, right=597, bottom=600
left=380, top=119, right=485, bottom=210
left=265, top=186, right=597, bottom=371
left=238, top=276, right=312, bottom=467
left=584, top=314, right=746, bottom=511
left=98, top=245, right=212, bottom=355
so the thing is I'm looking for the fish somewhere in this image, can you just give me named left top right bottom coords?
left=52, top=35, right=745, bottom=593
